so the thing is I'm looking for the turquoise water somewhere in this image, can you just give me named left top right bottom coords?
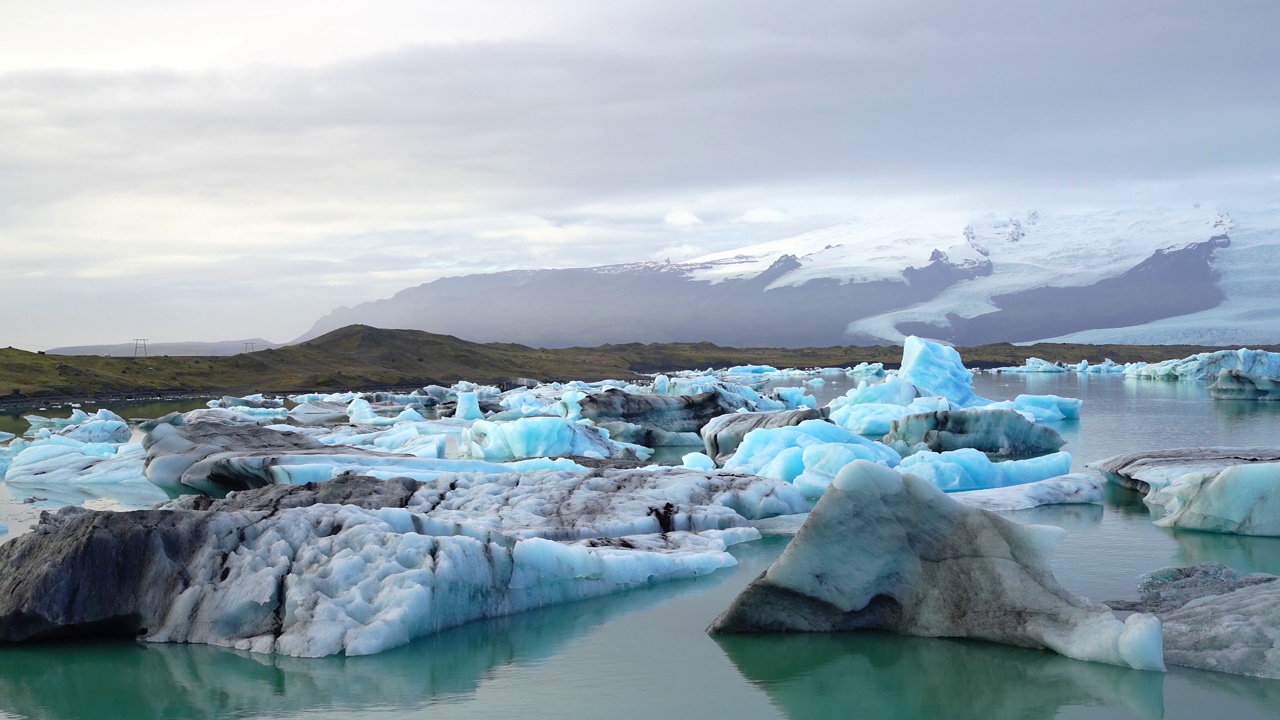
left=4, top=375, right=1280, bottom=719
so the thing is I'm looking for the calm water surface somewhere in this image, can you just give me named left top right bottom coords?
left=3, top=375, right=1280, bottom=719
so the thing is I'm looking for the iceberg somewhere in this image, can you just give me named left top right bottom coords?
left=1209, top=369, right=1280, bottom=400
left=211, top=394, right=284, bottom=409
left=141, top=416, right=586, bottom=497
left=881, top=409, right=1066, bottom=458
left=897, top=336, right=990, bottom=407
left=700, top=409, right=824, bottom=465
left=453, top=391, right=485, bottom=420
left=898, top=449, right=1074, bottom=492
left=579, top=388, right=741, bottom=434
left=288, top=401, right=351, bottom=423
left=2, top=438, right=166, bottom=507
left=986, top=394, right=1082, bottom=422
left=1145, top=463, right=1280, bottom=535
left=1108, top=563, right=1280, bottom=679
left=461, top=416, right=650, bottom=462
left=1125, top=348, right=1280, bottom=382
left=827, top=397, right=954, bottom=437
left=993, top=357, right=1069, bottom=374
left=0, top=469, right=807, bottom=657
left=951, top=472, right=1104, bottom=511
left=1090, top=447, right=1280, bottom=494
left=708, top=460, right=1165, bottom=672
left=831, top=375, right=920, bottom=407
left=720, top=419, right=901, bottom=495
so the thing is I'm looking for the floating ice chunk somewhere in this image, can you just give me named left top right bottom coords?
left=24, top=409, right=91, bottom=432
left=701, top=409, right=824, bottom=465
left=897, top=336, right=990, bottom=407
left=0, top=470, right=807, bottom=656
left=882, top=409, right=1066, bottom=458
left=771, top=386, right=817, bottom=410
left=993, top=357, right=1069, bottom=374
left=1125, top=348, right=1280, bottom=382
left=1146, top=463, right=1280, bottom=535
left=1106, top=563, right=1280, bottom=679
left=3, top=439, right=165, bottom=507
left=1209, top=369, right=1280, bottom=400
left=289, top=401, right=350, bottom=423
left=898, top=449, right=1074, bottom=492
left=311, top=423, right=449, bottom=458
left=950, top=473, right=1104, bottom=511
left=0, top=431, right=13, bottom=443
left=708, top=460, right=1165, bottom=672
left=831, top=376, right=919, bottom=407
left=682, top=452, right=717, bottom=471
left=1007, top=394, right=1083, bottom=421
left=579, top=388, right=740, bottom=433
left=828, top=396, right=956, bottom=437
left=346, top=399, right=427, bottom=427
left=453, top=392, right=485, bottom=420
left=1089, top=447, right=1280, bottom=494
left=219, top=406, right=290, bottom=420
left=0, top=524, right=6, bottom=535
left=56, top=419, right=131, bottom=444
left=213, top=394, right=284, bottom=409
left=142, top=418, right=577, bottom=497
left=461, top=417, right=650, bottom=462
left=721, top=419, right=900, bottom=489
left=182, top=408, right=281, bottom=425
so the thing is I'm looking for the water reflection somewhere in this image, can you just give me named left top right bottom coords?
left=714, top=632, right=1165, bottom=720
left=0, top=569, right=729, bottom=720
left=1167, top=528, right=1280, bottom=576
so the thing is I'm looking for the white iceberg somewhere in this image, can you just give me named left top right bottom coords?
left=897, top=336, right=990, bottom=408
left=898, top=449, right=1074, bottom=492
left=1125, top=348, right=1280, bottom=382
left=720, top=419, right=901, bottom=498
left=461, top=416, right=651, bottom=462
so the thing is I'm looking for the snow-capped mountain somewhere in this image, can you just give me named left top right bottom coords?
left=300, top=206, right=1279, bottom=347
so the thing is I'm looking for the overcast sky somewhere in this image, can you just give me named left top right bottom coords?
left=2, top=0, right=1278, bottom=349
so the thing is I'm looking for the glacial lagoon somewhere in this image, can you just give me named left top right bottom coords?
left=3, top=373, right=1280, bottom=719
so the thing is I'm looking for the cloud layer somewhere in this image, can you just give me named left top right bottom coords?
left=2, top=0, right=1278, bottom=347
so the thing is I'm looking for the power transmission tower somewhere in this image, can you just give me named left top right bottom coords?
left=243, top=342, right=256, bottom=353
left=133, top=339, right=148, bottom=357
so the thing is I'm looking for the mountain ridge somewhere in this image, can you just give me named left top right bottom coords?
left=299, top=206, right=1275, bottom=348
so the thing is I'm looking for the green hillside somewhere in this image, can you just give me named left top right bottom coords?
left=1, top=325, right=1273, bottom=405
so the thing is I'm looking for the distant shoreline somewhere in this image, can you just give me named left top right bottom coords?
left=3, top=324, right=1274, bottom=405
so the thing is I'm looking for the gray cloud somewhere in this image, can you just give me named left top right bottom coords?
left=1, top=0, right=1278, bottom=347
